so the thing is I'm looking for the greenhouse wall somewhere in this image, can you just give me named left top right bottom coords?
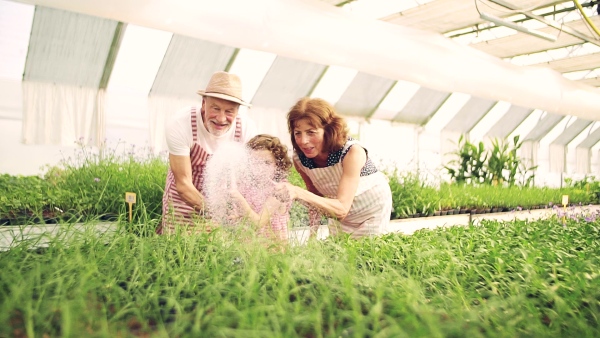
left=1, top=74, right=599, bottom=184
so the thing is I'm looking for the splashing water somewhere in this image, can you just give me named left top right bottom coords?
left=203, top=141, right=279, bottom=226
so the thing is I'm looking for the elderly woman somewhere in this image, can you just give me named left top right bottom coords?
left=277, top=97, right=392, bottom=238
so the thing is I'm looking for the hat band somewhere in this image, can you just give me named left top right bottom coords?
left=205, top=90, right=242, bottom=101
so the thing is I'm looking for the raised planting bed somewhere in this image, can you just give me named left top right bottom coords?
left=0, top=222, right=119, bottom=252
left=1, top=216, right=600, bottom=337
left=4, top=205, right=598, bottom=251
left=0, top=210, right=120, bottom=226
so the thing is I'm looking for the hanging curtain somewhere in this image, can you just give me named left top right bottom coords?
left=596, top=150, right=600, bottom=175
left=576, top=147, right=590, bottom=174
left=148, top=95, right=198, bottom=154
left=549, top=144, right=566, bottom=173
left=22, top=81, right=104, bottom=146
left=520, top=140, right=538, bottom=169
left=245, top=107, right=290, bottom=145
left=21, top=7, right=117, bottom=147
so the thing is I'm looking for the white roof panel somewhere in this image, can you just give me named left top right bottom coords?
left=443, top=96, right=496, bottom=133
left=252, top=56, right=326, bottom=110
left=335, top=72, right=396, bottom=117
left=552, top=119, right=594, bottom=145
left=24, top=7, right=118, bottom=87
left=151, top=35, right=236, bottom=100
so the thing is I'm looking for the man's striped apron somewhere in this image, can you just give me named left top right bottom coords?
left=159, top=107, right=242, bottom=234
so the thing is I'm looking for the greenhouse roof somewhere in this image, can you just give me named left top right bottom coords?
left=1, top=0, right=600, bottom=150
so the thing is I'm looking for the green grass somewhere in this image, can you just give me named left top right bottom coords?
left=2, top=216, right=600, bottom=337
left=0, top=141, right=596, bottom=224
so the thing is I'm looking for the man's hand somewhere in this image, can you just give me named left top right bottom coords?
left=193, top=199, right=206, bottom=216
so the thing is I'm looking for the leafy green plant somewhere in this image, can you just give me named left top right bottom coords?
left=487, top=135, right=537, bottom=187
left=443, top=135, right=488, bottom=185
left=386, top=170, right=439, bottom=217
left=287, top=166, right=306, bottom=190
left=565, top=175, right=600, bottom=203
left=2, top=217, right=600, bottom=337
left=444, top=135, right=537, bottom=187
left=41, top=141, right=169, bottom=222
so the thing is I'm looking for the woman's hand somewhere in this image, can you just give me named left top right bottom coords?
left=274, top=182, right=297, bottom=202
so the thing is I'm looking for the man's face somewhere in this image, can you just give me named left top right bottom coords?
left=201, top=96, right=240, bottom=136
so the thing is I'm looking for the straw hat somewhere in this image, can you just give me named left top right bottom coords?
left=197, top=71, right=251, bottom=107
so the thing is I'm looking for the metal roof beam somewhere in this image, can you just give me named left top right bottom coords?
left=488, top=0, right=600, bottom=47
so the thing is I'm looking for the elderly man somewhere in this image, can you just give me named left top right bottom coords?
left=159, top=71, right=256, bottom=234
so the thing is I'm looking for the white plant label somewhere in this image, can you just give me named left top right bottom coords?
left=125, top=192, right=137, bottom=204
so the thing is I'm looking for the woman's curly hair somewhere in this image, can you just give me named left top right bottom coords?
left=286, top=97, right=348, bottom=155
left=246, top=134, right=292, bottom=181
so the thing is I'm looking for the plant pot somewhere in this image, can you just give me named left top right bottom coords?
left=441, top=210, right=448, bottom=216
left=43, top=217, right=59, bottom=224
left=434, top=211, right=441, bottom=216
left=100, top=213, right=119, bottom=221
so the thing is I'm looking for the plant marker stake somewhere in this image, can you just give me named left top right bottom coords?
left=125, top=192, right=137, bottom=222
left=562, top=194, right=569, bottom=224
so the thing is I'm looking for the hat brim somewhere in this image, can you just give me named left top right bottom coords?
left=197, top=90, right=252, bottom=107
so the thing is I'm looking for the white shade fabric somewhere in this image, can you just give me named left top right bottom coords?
left=11, top=0, right=600, bottom=120
left=22, top=82, right=104, bottom=146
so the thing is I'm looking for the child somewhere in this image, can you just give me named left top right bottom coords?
left=228, top=134, right=292, bottom=242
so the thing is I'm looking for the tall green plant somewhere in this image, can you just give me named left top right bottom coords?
left=445, top=135, right=537, bottom=187
left=443, top=135, right=488, bottom=185
left=487, top=136, right=537, bottom=187
left=487, top=138, right=510, bottom=185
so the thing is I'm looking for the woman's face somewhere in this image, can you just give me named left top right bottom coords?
left=293, top=119, right=325, bottom=159
left=251, top=149, right=277, bottom=180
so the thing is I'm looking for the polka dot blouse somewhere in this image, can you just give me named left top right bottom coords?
left=297, top=138, right=378, bottom=177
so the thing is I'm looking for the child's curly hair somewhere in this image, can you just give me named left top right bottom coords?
left=247, top=134, right=292, bottom=181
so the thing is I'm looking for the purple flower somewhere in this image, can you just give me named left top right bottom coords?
left=94, top=177, right=100, bottom=182
left=517, top=206, right=522, bottom=211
